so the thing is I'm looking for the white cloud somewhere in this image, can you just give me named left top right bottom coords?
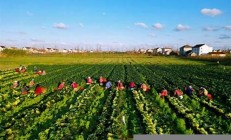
left=134, top=22, right=148, bottom=29
left=175, top=24, right=190, bottom=31
left=203, top=26, right=219, bottom=31
left=79, top=23, right=84, bottom=28
left=53, top=23, right=68, bottom=29
left=224, top=25, right=231, bottom=30
left=201, top=8, right=222, bottom=16
left=153, top=23, right=164, bottom=30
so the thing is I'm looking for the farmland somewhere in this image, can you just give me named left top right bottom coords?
left=0, top=54, right=231, bottom=139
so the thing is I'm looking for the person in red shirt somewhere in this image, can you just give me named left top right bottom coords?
left=206, top=93, right=213, bottom=101
left=86, top=77, right=92, bottom=85
left=55, top=81, right=65, bottom=91
left=37, top=69, right=42, bottom=75
left=174, top=88, right=183, bottom=99
left=71, top=81, right=78, bottom=91
left=159, top=88, right=168, bottom=99
left=141, top=83, right=150, bottom=92
left=21, top=66, right=27, bottom=73
left=15, top=68, right=20, bottom=73
left=34, top=84, right=46, bottom=95
left=129, top=81, right=136, bottom=90
left=99, top=76, right=104, bottom=86
left=117, top=80, right=125, bottom=90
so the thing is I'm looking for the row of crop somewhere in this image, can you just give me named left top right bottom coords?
left=152, top=65, right=231, bottom=110
left=0, top=64, right=80, bottom=88
left=28, top=84, right=95, bottom=139
left=0, top=64, right=99, bottom=130
left=109, top=65, right=125, bottom=83
left=125, top=63, right=195, bottom=134
left=143, top=65, right=231, bottom=134
left=148, top=65, right=231, bottom=115
left=130, top=63, right=226, bottom=134
left=107, top=90, right=129, bottom=139
left=142, top=88, right=194, bottom=134
left=0, top=88, right=72, bottom=139
left=124, top=64, right=144, bottom=84
left=1, top=63, right=115, bottom=139
left=34, top=64, right=116, bottom=139
left=0, top=65, right=91, bottom=116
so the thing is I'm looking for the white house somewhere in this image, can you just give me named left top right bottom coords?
left=60, top=49, right=68, bottom=53
left=153, top=48, right=162, bottom=54
left=162, top=48, right=172, bottom=55
left=138, top=48, right=146, bottom=54
left=46, top=48, right=59, bottom=53
left=0, top=46, right=6, bottom=52
left=146, top=49, right=154, bottom=53
left=179, top=45, right=192, bottom=56
left=192, top=44, right=213, bottom=55
left=22, top=47, right=34, bottom=53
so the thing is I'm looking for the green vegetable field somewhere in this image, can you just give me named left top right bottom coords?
left=0, top=54, right=231, bottom=139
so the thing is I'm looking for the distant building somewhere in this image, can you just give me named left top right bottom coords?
left=22, top=47, right=34, bottom=53
left=138, top=48, right=146, bottom=54
left=162, top=48, right=172, bottom=55
left=60, top=49, right=68, bottom=53
left=192, top=44, right=213, bottom=56
left=146, top=49, right=154, bottom=54
left=0, top=46, right=6, bottom=52
left=179, top=45, right=192, bottom=56
left=153, top=48, right=162, bottom=54
left=45, top=48, right=58, bottom=53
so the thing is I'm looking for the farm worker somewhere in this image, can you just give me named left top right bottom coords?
left=19, top=65, right=23, bottom=71
left=99, top=76, right=104, bottom=86
left=21, top=66, right=26, bottom=73
left=12, top=81, right=20, bottom=89
left=159, top=88, right=168, bottom=98
left=34, top=84, right=46, bottom=95
left=55, top=81, right=65, bottom=91
left=129, top=81, right=135, bottom=90
left=41, top=69, right=46, bottom=75
left=29, top=79, right=35, bottom=87
left=206, top=93, right=213, bottom=101
left=37, top=69, right=42, bottom=75
left=141, top=83, right=149, bottom=92
left=199, top=87, right=212, bottom=100
left=174, top=88, right=183, bottom=99
left=105, top=81, right=112, bottom=90
left=21, top=83, right=29, bottom=95
left=198, top=87, right=208, bottom=96
left=71, top=81, right=78, bottom=91
left=185, top=85, right=194, bottom=96
left=86, top=77, right=92, bottom=85
left=117, top=80, right=125, bottom=90
left=33, top=66, right=38, bottom=74
left=15, top=68, right=20, bottom=73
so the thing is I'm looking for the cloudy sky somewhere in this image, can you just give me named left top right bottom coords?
left=0, top=0, right=231, bottom=50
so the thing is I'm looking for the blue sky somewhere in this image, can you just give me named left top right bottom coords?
left=0, top=0, right=231, bottom=51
